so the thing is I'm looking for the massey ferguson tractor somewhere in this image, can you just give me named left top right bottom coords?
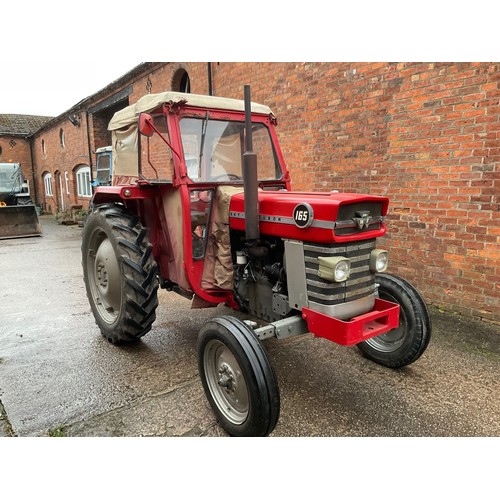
left=82, top=86, right=431, bottom=437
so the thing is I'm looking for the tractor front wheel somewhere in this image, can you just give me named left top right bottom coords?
left=82, top=203, right=159, bottom=344
left=356, top=273, right=431, bottom=368
left=198, top=316, right=280, bottom=437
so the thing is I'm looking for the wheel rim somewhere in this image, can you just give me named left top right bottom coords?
left=365, top=291, right=407, bottom=353
left=86, top=229, right=122, bottom=325
left=203, top=339, right=249, bottom=425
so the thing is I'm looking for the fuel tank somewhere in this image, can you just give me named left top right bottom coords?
left=228, top=190, right=389, bottom=244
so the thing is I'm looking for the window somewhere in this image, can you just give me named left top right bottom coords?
left=172, top=68, right=191, bottom=93
left=43, top=173, right=53, bottom=196
left=179, top=117, right=281, bottom=183
left=76, top=166, right=92, bottom=197
left=179, top=72, right=191, bottom=93
left=95, top=150, right=112, bottom=185
left=190, top=190, right=213, bottom=259
left=139, top=114, right=174, bottom=182
left=59, top=129, right=65, bottom=149
left=41, top=139, right=46, bottom=158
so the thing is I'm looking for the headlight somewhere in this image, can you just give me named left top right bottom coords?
left=318, top=256, right=351, bottom=283
left=370, top=249, right=389, bottom=273
left=334, top=259, right=351, bottom=281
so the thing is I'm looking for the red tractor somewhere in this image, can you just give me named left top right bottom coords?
left=82, top=86, right=431, bottom=436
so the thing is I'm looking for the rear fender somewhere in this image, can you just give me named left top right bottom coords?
left=91, top=186, right=167, bottom=275
left=91, top=185, right=156, bottom=206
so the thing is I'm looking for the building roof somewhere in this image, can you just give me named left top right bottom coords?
left=0, top=114, right=54, bottom=137
left=0, top=63, right=158, bottom=138
left=31, top=63, right=157, bottom=136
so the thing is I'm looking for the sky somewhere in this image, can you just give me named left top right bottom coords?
left=3, top=2, right=497, bottom=118
left=0, top=61, right=140, bottom=117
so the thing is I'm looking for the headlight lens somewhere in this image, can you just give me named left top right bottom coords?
left=335, top=260, right=351, bottom=281
left=318, top=256, right=351, bottom=282
left=370, top=249, right=389, bottom=273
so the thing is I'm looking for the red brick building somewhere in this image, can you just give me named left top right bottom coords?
left=1, top=62, right=498, bottom=323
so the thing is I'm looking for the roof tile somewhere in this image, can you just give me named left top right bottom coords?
left=0, top=114, right=54, bottom=136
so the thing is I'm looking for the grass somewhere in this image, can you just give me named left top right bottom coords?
left=48, top=426, right=65, bottom=437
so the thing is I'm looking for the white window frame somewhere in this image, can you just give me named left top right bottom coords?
left=43, top=173, right=53, bottom=196
left=64, top=171, right=70, bottom=195
left=76, top=166, right=92, bottom=197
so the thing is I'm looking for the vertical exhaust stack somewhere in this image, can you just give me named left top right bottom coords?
left=242, top=85, right=260, bottom=242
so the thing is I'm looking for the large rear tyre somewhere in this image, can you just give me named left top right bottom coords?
left=198, top=316, right=280, bottom=437
left=82, top=203, right=159, bottom=344
left=356, top=273, right=431, bottom=368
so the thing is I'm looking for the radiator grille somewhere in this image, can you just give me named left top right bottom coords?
left=303, top=239, right=376, bottom=306
left=334, top=202, right=384, bottom=236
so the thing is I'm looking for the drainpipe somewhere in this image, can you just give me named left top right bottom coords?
left=207, top=62, right=213, bottom=96
left=28, top=135, right=39, bottom=206
left=86, top=111, right=94, bottom=186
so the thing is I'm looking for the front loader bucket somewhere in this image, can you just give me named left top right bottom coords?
left=0, top=205, right=42, bottom=239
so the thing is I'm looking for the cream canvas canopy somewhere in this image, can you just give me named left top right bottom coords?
left=107, top=91, right=274, bottom=179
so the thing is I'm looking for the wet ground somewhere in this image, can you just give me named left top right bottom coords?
left=0, top=215, right=499, bottom=439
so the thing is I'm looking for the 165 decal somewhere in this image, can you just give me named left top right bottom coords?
left=293, top=203, right=314, bottom=228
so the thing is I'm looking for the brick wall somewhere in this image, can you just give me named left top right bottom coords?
left=92, top=114, right=111, bottom=150
left=127, top=63, right=211, bottom=101
left=210, top=62, right=500, bottom=322
left=24, top=62, right=499, bottom=322
left=31, top=112, right=90, bottom=213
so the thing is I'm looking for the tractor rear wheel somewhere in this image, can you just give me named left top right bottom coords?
left=198, top=316, right=280, bottom=437
left=356, top=273, right=431, bottom=368
left=82, top=203, right=159, bottom=344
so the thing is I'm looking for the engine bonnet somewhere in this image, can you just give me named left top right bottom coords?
left=229, top=190, right=389, bottom=244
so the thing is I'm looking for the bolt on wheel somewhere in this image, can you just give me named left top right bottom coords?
left=198, top=316, right=280, bottom=437
left=356, top=273, right=431, bottom=368
left=82, top=203, right=159, bottom=344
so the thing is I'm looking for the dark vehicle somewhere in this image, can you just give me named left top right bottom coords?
left=0, top=162, right=41, bottom=239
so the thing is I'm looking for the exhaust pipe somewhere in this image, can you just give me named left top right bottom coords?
left=242, top=85, right=260, bottom=242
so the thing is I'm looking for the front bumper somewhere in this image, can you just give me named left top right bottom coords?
left=301, top=298, right=400, bottom=346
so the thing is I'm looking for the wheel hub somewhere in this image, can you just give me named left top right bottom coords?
left=203, top=339, right=249, bottom=425
left=96, top=262, right=109, bottom=289
left=218, top=363, right=235, bottom=392
left=88, top=234, right=122, bottom=324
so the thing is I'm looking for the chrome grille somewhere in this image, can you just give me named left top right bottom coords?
left=303, top=239, right=376, bottom=306
left=334, top=202, right=384, bottom=236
